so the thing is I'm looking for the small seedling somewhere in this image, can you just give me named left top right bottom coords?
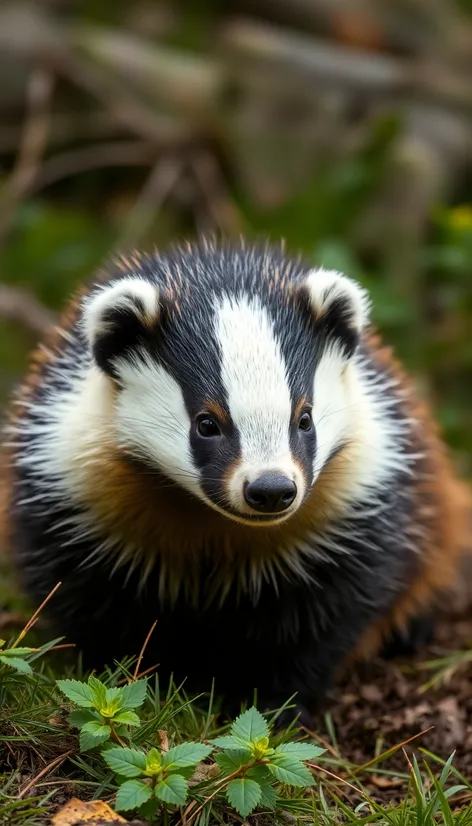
left=210, top=706, right=325, bottom=817
left=57, top=675, right=148, bottom=750
left=103, top=742, right=213, bottom=817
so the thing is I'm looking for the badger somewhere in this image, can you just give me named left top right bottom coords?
left=1, top=239, right=467, bottom=724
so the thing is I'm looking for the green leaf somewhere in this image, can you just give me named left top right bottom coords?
left=274, top=742, right=325, bottom=761
left=259, top=782, right=277, bottom=809
left=227, top=778, right=262, bottom=817
left=87, top=675, right=107, bottom=708
left=0, top=656, right=32, bottom=674
left=115, top=779, right=152, bottom=811
left=162, top=743, right=213, bottom=769
left=81, top=720, right=111, bottom=737
left=0, top=646, right=34, bottom=657
left=215, top=750, right=252, bottom=773
left=143, top=747, right=162, bottom=776
left=210, top=735, right=247, bottom=750
left=247, top=764, right=272, bottom=784
left=57, top=679, right=95, bottom=707
left=105, top=686, right=122, bottom=704
left=268, top=756, right=315, bottom=787
left=113, top=710, right=141, bottom=727
left=67, top=709, right=96, bottom=728
left=79, top=722, right=111, bottom=751
left=137, top=798, right=159, bottom=820
left=155, top=773, right=188, bottom=805
left=231, top=707, right=269, bottom=745
left=103, top=747, right=147, bottom=778
left=119, top=679, right=148, bottom=709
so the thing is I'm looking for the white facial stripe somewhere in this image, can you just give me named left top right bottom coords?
left=215, top=294, right=303, bottom=518
left=312, top=344, right=351, bottom=479
left=114, top=353, right=201, bottom=498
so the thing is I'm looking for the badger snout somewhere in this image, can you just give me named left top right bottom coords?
left=244, top=472, right=297, bottom=514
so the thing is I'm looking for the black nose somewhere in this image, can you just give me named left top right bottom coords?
left=244, top=473, right=297, bottom=514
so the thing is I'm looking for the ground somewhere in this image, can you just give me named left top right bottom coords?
left=1, top=563, right=472, bottom=824
left=324, top=614, right=472, bottom=806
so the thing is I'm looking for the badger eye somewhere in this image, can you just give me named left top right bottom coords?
left=298, top=411, right=313, bottom=432
left=196, top=416, right=221, bottom=438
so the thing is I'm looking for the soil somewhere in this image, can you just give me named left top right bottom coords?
left=317, top=613, right=472, bottom=805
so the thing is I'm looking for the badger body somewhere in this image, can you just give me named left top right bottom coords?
left=2, top=240, right=466, bottom=722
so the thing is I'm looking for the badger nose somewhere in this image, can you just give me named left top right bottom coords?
left=244, top=473, right=297, bottom=514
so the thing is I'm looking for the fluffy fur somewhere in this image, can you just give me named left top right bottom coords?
left=2, top=239, right=468, bottom=724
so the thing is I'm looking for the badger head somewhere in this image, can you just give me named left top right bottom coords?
left=82, top=246, right=371, bottom=527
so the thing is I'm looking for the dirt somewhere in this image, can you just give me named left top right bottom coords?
left=317, top=613, right=472, bottom=804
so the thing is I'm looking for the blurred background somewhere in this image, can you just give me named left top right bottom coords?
left=0, top=0, right=470, bottom=475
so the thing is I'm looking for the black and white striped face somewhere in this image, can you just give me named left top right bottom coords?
left=83, top=245, right=370, bottom=526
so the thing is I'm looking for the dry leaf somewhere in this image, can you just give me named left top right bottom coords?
left=371, top=775, right=404, bottom=789
left=360, top=684, right=383, bottom=703
left=51, top=798, right=126, bottom=825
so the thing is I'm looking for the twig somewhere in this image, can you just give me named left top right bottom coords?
left=0, top=284, right=55, bottom=335
left=132, top=619, right=158, bottom=681
left=113, top=156, right=183, bottom=253
left=307, top=761, right=365, bottom=797
left=190, top=150, right=244, bottom=236
left=12, top=581, right=62, bottom=648
left=352, top=726, right=434, bottom=776
left=17, top=749, right=73, bottom=798
left=0, top=111, right=119, bottom=154
left=58, top=49, right=196, bottom=143
left=0, top=65, right=54, bottom=243
left=300, top=725, right=341, bottom=759
left=30, top=140, right=158, bottom=194
left=117, top=662, right=159, bottom=685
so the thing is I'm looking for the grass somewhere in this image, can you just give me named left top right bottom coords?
left=1, top=581, right=472, bottom=825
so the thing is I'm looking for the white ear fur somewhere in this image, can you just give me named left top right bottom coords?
left=303, top=268, right=371, bottom=334
left=82, top=277, right=160, bottom=347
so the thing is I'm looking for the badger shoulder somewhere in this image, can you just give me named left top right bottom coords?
left=352, top=331, right=470, bottom=659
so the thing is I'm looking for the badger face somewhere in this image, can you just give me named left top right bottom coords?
left=82, top=247, right=370, bottom=526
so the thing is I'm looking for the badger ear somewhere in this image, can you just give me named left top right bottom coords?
left=82, top=277, right=161, bottom=377
left=298, top=268, right=371, bottom=358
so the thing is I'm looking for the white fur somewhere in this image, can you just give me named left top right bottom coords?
left=14, top=364, right=115, bottom=500
left=112, top=352, right=201, bottom=499
left=304, top=267, right=371, bottom=333
left=311, top=347, right=411, bottom=504
left=82, top=277, right=160, bottom=347
left=215, top=294, right=305, bottom=517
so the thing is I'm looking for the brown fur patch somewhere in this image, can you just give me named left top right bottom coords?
left=293, top=396, right=310, bottom=424
left=204, top=401, right=230, bottom=426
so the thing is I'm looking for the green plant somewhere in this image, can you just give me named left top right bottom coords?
left=0, top=639, right=37, bottom=675
left=103, top=742, right=213, bottom=816
left=58, top=675, right=325, bottom=820
left=56, top=675, right=148, bottom=750
left=210, top=706, right=324, bottom=817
